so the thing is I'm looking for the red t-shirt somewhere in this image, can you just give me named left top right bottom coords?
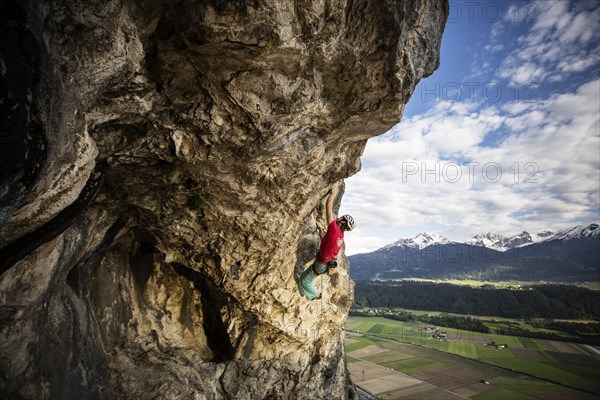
left=319, top=220, right=344, bottom=262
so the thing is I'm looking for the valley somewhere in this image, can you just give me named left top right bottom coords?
left=345, top=315, right=600, bottom=399
left=345, top=277, right=600, bottom=399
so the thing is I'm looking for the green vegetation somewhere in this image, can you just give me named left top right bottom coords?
left=582, top=283, right=600, bottom=291
left=473, top=377, right=572, bottom=400
left=345, top=355, right=360, bottom=363
left=402, top=278, right=600, bottom=291
left=350, top=308, right=600, bottom=344
left=518, top=337, right=541, bottom=349
left=381, top=357, right=442, bottom=374
left=318, top=201, right=324, bottom=214
left=363, top=350, right=412, bottom=364
left=345, top=335, right=382, bottom=353
left=449, top=341, right=478, bottom=358
left=472, top=386, right=539, bottom=400
left=346, top=316, right=600, bottom=393
left=400, top=278, right=535, bottom=288
left=354, top=281, right=600, bottom=320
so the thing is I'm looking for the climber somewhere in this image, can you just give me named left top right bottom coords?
left=300, top=189, right=355, bottom=300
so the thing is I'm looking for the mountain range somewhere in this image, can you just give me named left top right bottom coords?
left=348, top=223, right=600, bottom=282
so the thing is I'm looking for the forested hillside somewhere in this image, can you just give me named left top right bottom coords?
left=353, top=281, right=600, bottom=319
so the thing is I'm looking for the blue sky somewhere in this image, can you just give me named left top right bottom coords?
left=343, top=0, right=600, bottom=255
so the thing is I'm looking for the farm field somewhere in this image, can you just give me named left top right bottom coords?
left=346, top=316, right=600, bottom=399
left=359, top=307, right=598, bottom=333
left=390, top=278, right=600, bottom=291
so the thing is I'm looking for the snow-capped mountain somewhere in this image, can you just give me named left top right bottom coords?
left=348, top=223, right=600, bottom=282
left=382, top=232, right=449, bottom=250
left=378, top=223, right=599, bottom=253
left=466, top=232, right=533, bottom=252
left=466, top=224, right=599, bottom=251
left=383, top=230, right=543, bottom=252
left=546, top=223, right=600, bottom=241
left=465, top=233, right=502, bottom=248
left=533, top=230, right=554, bottom=242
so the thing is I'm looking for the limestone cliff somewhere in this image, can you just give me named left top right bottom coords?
left=0, top=1, right=447, bottom=399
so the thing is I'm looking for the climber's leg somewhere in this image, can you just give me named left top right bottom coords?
left=300, top=263, right=319, bottom=300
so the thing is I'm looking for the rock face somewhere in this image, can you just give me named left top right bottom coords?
left=0, top=1, right=447, bottom=399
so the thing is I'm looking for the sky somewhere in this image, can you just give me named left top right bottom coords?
left=343, top=0, right=600, bottom=255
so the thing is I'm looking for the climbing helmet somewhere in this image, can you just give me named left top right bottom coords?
left=341, top=215, right=355, bottom=231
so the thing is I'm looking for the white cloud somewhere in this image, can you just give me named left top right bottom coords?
left=483, top=44, right=504, bottom=53
left=529, top=1, right=570, bottom=33
left=489, top=1, right=599, bottom=84
left=343, top=1, right=600, bottom=255
left=558, top=55, right=599, bottom=73
left=345, top=79, right=600, bottom=254
left=547, top=79, right=600, bottom=119
left=558, top=8, right=600, bottom=44
left=342, top=229, right=393, bottom=256
left=498, top=62, right=547, bottom=83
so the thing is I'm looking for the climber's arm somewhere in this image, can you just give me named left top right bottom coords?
left=326, top=190, right=335, bottom=225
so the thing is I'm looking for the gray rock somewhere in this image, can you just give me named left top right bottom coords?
left=0, top=0, right=447, bottom=398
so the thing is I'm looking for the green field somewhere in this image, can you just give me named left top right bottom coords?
left=473, top=377, right=575, bottom=400
left=397, top=278, right=600, bottom=291
left=345, top=334, right=382, bottom=352
left=353, top=308, right=594, bottom=342
left=398, top=278, right=542, bottom=287
left=381, top=357, right=443, bottom=374
left=519, top=337, right=542, bottom=349
left=346, top=316, right=600, bottom=395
